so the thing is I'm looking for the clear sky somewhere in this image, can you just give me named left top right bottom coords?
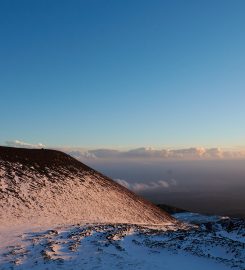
left=1, top=0, right=245, bottom=148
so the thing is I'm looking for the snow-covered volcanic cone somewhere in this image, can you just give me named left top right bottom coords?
left=0, top=146, right=175, bottom=228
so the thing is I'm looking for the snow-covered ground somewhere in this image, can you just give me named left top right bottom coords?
left=0, top=147, right=244, bottom=269
left=0, top=216, right=244, bottom=270
left=173, top=212, right=223, bottom=224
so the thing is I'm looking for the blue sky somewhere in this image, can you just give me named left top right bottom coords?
left=1, top=0, right=245, bottom=148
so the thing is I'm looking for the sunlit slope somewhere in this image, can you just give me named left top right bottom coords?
left=0, top=146, right=175, bottom=227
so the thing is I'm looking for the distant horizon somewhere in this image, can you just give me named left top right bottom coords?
left=1, top=140, right=245, bottom=217
left=3, top=139, right=245, bottom=151
left=2, top=139, right=245, bottom=161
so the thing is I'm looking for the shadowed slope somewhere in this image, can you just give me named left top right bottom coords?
left=0, top=146, right=175, bottom=227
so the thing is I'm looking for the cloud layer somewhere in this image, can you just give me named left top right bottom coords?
left=4, top=140, right=245, bottom=160
left=65, top=147, right=245, bottom=161
left=5, top=140, right=45, bottom=149
left=115, top=178, right=177, bottom=192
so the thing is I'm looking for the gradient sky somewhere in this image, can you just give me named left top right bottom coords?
left=1, top=0, right=245, bottom=148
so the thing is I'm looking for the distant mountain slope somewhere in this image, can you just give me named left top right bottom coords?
left=157, top=204, right=187, bottom=214
left=0, top=146, right=175, bottom=227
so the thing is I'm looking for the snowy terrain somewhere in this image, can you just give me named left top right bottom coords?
left=0, top=216, right=244, bottom=270
left=0, top=147, right=244, bottom=269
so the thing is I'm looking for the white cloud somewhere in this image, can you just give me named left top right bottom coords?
left=89, top=149, right=120, bottom=158
left=114, top=179, right=175, bottom=192
left=67, top=150, right=97, bottom=160
left=66, top=147, right=245, bottom=161
left=115, top=179, right=131, bottom=189
left=5, top=140, right=45, bottom=149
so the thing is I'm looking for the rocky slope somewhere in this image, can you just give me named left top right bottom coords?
left=0, top=146, right=174, bottom=228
